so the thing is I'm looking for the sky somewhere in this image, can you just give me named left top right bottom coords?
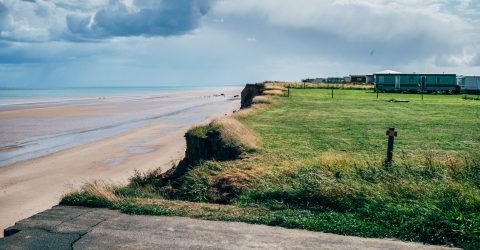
left=0, top=0, right=479, bottom=88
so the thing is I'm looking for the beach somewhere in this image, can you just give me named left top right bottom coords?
left=0, top=87, right=241, bottom=236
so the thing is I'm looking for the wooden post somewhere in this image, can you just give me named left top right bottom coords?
left=287, top=86, right=290, bottom=97
left=331, top=86, right=334, bottom=99
left=385, top=128, right=398, bottom=164
left=421, top=76, right=425, bottom=101
left=422, top=85, right=424, bottom=101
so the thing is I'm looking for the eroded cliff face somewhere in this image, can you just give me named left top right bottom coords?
left=161, top=127, right=243, bottom=186
left=184, top=130, right=242, bottom=163
left=161, top=84, right=258, bottom=186
left=241, top=84, right=264, bottom=109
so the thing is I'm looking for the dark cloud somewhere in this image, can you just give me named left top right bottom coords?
left=0, top=3, right=7, bottom=36
left=0, top=3, right=7, bottom=20
left=0, top=49, right=44, bottom=64
left=67, top=0, right=216, bottom=40
left=472, top=54, right=480, bottom=67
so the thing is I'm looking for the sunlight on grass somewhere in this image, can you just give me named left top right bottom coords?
left=63, top=89, right=480, bottom=249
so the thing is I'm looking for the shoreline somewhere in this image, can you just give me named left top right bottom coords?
left=0, top=88, right=242, bottom=167
left=0, top=88, right=241, bottom=236
left=0, top=86, right=242, bottom=107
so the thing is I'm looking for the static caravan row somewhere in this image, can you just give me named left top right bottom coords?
left=349, top=75, right=367, bottom=83
left=457, top=76, right=480, bottom=93
left=375, top=74, right=458, bottom=93
left=326, top=77, right=345, bottom=83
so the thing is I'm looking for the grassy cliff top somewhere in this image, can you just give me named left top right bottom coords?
left=63, top=89, right=480, bottom=249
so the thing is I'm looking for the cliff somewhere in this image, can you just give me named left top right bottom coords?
left=240, top=83, right=264, bottom=109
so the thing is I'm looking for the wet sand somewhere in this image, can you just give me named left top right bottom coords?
left=0, top=105, right=108, bottom=119
left=0, top=89, right=241, bottom=236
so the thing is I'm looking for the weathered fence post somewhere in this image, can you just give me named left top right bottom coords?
left=421, top=76, right=426, bottom=101
left=385, top=128, right=398, bottom=165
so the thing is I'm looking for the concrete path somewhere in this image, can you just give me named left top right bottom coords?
left=0, top=206, right=455, bottom=250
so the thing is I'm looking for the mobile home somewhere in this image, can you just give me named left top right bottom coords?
left=375, top=73, right=457, bottom=93
left=458, top=76, right=480, bottom=93
left=314, top=78, right=326, bottom=83
left=326, top=77, right=345, bottom=83
left=349, top=75, right=367, bottom=83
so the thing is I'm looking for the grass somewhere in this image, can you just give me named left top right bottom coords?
left=262, top=89, right=285, bottom=96
left=62, top=89, right=480, bottom=249
left=252, top=96, right=271, bottom=104
left=463, top=94, right=480, bottom=101
left=210, top=117, right=258, bottom=151
left=185, top=117, right=258, bottom=152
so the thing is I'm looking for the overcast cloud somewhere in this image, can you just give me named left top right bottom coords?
left=0, top=0, right=479, bottom=87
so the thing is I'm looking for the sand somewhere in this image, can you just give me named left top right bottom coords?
left=0, top=105, right=108, bottom=119
left=0, top=89, right=241, bottom=236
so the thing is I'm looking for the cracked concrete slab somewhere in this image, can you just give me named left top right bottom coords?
left=0, top=228, right=79, bottom=250
left=0, top=206, right=456, bottom=250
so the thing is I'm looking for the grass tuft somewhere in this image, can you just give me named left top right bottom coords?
left=263, top=83, right=287, bottom=91
left=186, top=125, right=209, bottom=138
left=262, top=89, right=285, bottom=96
left=61, top=181, right=118, bottom=208
left=211, top=117, right=258, bottom=151
left=252, top=96, right=271, bottom=104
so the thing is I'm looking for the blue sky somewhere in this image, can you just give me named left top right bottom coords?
left=0, top=0, right=479, bottom=88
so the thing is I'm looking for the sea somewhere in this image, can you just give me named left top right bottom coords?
left=0, top=85, right=240, bottom=106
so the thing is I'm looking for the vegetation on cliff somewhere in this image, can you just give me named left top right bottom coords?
left=62, top=86, right=480, bottom=249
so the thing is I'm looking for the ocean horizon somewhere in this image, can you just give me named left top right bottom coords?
left=0, top=85, right=242, bottom=106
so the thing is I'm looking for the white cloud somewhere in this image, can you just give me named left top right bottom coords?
left=0, top=0, right=67, bottom=42
left=0, top=0, right=216, bottom=42
left=436, top=46, right=480, bottom=67
left=213, top=0, right=480, bottom=66
left=216, top=0, right=473, bottom=40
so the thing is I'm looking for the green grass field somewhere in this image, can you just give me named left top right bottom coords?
left=248, top=89, right=479, bottom=158
left=63, top=89, right=480, bottom=249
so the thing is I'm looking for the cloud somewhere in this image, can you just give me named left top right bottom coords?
left=436, top=47, right=480, bottom=67
left=0, top=49, right=44, bottom=64
left=0, top=3, right=7, bottom=23
left=213, top=0, right=480, bottom=66
left=0, top=0, right=216, bottom=42
left=216, top=0, right=474, bottom=41
left=0, top=0, right=68, bottom=42
left=66, top=0, right=216, bottom=40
